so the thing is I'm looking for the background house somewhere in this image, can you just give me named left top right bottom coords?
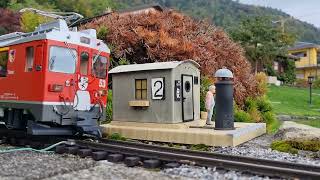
left=288, top=42, right=320, bottom=79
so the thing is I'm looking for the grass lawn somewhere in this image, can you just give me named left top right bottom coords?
left=294, top=119, right=320, bottom=128
left=267, top=85, right=320, bottom=116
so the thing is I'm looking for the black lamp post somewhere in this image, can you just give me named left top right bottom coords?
left=308, top=76, right=315, bottom=105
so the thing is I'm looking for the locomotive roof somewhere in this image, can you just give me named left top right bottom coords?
left=109, top=60, right=200, bottom=74
left=0, top=19, right=110, bottom=53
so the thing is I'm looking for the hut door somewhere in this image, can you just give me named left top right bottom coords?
left=182, top=75, right=194, bottom=121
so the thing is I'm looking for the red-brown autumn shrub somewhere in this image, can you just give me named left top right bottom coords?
left=0, top=8, right=21, bottom=34
left=82, top=10, right=258, bottom=105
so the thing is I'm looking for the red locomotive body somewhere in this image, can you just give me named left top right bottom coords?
left=0, top=19, right=110, bottom=136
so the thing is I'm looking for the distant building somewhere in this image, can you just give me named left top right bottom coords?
left=118, top=3, right=164, bottom=16
left=288, top=42, right=320, bottom=79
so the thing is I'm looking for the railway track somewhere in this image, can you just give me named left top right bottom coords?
left=1, top=128, right=320, bottom=179
left=72, top=139, right=320, bottom=179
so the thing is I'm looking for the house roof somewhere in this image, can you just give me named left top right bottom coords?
left=109, top=60, right=200, bottom=74
left=118, top=3, right=164, bottom=14
left=288, top=42, right=320, bottom=51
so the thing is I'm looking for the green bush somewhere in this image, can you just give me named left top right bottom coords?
left=262, top=111, right=280, bottom=134
left=238, top=96, right=280, bottom=133
left=312, top=78, right=320, bottom=89
left=200, top=76, right=214, bottom=111
left=271, top=140, right=320, bottom=154
left=256, top=97, right=272, bottom=113
left=244, top=97, right=257, bottom=112
left=190, top=144, right=210, bottom=151
left=271, top=141, right=298, bottom=154
left=108, top=133, right=126, bottom=141
left=97, top=26, right=109, bottom=40
left=255, top=72, right=268, bottom=96
left=105, top=90, right=112, bottom=123
left=234, top=110, right=253, bottom=123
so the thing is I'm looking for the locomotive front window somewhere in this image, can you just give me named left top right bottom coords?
left=92, top=55, right=107, bottom=79
left=49, top=46, right=77, bottom=74
left=0, top=50, right=8, bottom=77
left=80, top=52, right=89, bottom=75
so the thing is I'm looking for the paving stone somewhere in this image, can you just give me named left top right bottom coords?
left=143, top=159, right=161, bottom=169
left=124, top=156, right=141, bottom=167
left=92, top=151, right=108, bottom=161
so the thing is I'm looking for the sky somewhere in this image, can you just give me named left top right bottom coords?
left=239, top=0, right=320, bottom=27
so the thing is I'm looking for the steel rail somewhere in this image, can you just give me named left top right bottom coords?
left=75, top=140, right=320, bottom=179
left=102, top=139, right=320, bottom=173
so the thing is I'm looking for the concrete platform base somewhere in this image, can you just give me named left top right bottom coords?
left=101, top=120, right=266, bottom=147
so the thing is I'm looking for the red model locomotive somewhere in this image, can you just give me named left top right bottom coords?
left=0, top=10, right=110, bottom=137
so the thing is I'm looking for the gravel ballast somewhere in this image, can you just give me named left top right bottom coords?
left=212, top=134, right=320, bottom=167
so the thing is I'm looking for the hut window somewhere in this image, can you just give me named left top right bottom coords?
left=135, top=79, right=147, bottom=100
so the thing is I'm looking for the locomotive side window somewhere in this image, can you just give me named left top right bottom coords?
left=92, top=55, right=107, bottom=79
left=49, top=46, right=77, bottom=74
left=80, top=52, right=89, bottom=75
left=0, top=50, right=8, bottom=77
left=25, top=46, right=34, bottom=72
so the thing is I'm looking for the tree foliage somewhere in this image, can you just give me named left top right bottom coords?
left=119, top=0, right=320, bottom=44
left=230, top=16, right=295, bottom=73
left=0, top=8, right=21, bottom=35
left=82, top=10, right=259, bottom=105
left=20, top=11, right=49, bottom=32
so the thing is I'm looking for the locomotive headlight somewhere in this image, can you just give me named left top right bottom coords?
left=98, top=89, right=107, bottom=96
left=48, top=84, right=64, bottom=92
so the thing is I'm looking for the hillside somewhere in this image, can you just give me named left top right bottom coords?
left=118, top=0, right=320, bottom=44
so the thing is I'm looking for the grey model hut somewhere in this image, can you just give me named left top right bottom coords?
left=109, top=60, right=200, bottom=124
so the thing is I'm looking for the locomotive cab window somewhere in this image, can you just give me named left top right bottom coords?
left=49, top=46, right=77, bottom=74
left=0, top=50, right=8, bottom=77
left=25, top=46, right=34, bottom=72
left=135, top=79, right=147, bottom=100
left=92, top=55, right=107, bottom=79
left=80, top=52, right=89, bottom=75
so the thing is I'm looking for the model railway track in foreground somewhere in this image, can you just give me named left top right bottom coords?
left=1, top=130, right=320, bottom=179
left=73, top=139, right=320, bottom=179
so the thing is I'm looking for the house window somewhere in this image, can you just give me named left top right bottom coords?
left=25, top=46, right=34, bottom=72
left=292, top=52, right=307, bottom=58
left=135, top=79, right=147, bottom=100
left=80, top=52, right=89, bottom=75
left=0, top=50, right=8, bottom=77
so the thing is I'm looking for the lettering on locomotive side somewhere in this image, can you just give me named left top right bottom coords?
left=0, top=92, right=19, bottom=100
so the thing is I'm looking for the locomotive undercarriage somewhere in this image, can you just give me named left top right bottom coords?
left=0, top=102, right=104, bottom=137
